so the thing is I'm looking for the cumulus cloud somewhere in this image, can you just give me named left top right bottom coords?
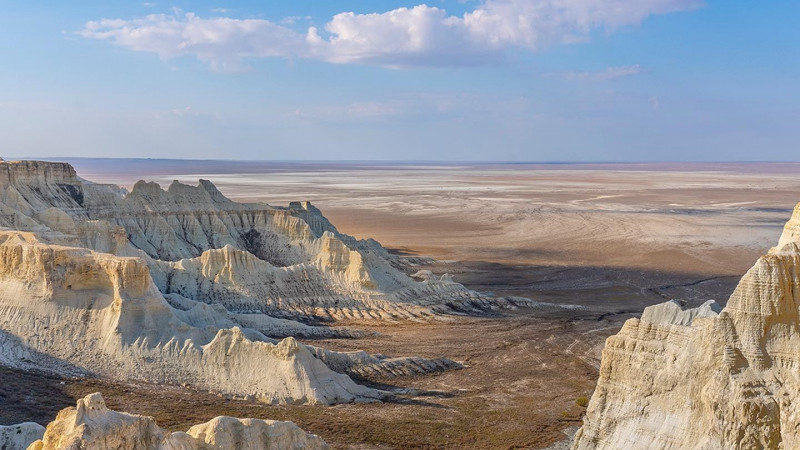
left=81, top=13, right=305, bottom=71
left=80, top=0, right=702, bottom=70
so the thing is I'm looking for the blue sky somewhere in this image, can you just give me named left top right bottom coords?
left=1, top=1, right=798, bottom=161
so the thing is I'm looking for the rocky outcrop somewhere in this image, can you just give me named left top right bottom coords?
left=308, top=346, right=463, bottom=379
left=0, top=423, right=45, bottom=450
left=572, top=203, right=800, bottom=449
left=24, top=392, right=328, bottom=449
left=0, top=159, right=519, bottom=405
left=638, top=299, right=721, bottom=326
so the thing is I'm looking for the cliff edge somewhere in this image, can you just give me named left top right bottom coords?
left=573, top=203, right=800, bottom=449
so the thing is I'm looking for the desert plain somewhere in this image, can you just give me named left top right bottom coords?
left=4, top=159, right=800, bottom=449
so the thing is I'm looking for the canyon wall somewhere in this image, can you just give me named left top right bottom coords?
left=0, top=159, right=523, bottom=405
left=573, top=203, right=800, bottom=449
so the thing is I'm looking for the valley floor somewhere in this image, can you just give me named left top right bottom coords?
left=0, top=311, right=610, bottom=449
left=4, top=160, right=797, bottom=448
left=0, top=259, right=742, bottom=449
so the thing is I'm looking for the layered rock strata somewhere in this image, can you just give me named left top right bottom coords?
left=0, top=160, right=530, bottom=322
left=0, top=232, right=377, bottom=404
left=0, top=159, right=517, bottom=404
left=573, top=202, right=800, bottom=449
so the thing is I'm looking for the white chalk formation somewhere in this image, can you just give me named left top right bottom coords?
left=0, top=423, right=45, bottom=450
left=573, top=202, right=800, bottom=449
left=15, top=392, right=328, bottom=449
left=0, top=159, right=518, bottom=404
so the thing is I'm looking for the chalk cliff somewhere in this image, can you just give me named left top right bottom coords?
left=573, top=203, right=800, bottom=449
left=0, top=159, right=517, bottom=405
left=0, top=230, right=378, bottom=404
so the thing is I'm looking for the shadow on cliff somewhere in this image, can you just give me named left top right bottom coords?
left=0, top=333, right=98, bottom=425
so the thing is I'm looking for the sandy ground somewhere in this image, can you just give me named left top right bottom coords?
left=4, top=160, right=800, bottom=448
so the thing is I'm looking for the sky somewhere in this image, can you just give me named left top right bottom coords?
left=0, top=1, right=798, bottom=162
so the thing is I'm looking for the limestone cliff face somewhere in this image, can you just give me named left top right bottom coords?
left=0, top=159, right=515, bottom=405
left=24, top=392, right=328, bottom=450
left=0, top=232, right=378, bottom=405
left=572, top=204, right=800, bottom=449
left=0, top=160, right=527, bottom=321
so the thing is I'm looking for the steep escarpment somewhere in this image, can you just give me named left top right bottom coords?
left=572, top=203, right=800, bottom=449
left=0, top=232, right=379, bottom=404
left=0, top=159, right=521, bottom=405
left=20, top=392, right=328, bottom=449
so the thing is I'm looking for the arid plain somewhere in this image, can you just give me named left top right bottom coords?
left=5, top=159, right=800, bottom=449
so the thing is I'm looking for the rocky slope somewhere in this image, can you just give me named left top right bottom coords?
left=0, top=159, right=526, bottom=405
left=572, top=202, right=800, bottom=449
left=1, top=160, right=529, bottom=321
left=13, top=392, right=328, bottom=449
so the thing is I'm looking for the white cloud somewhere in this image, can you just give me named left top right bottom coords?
left=81, top=13, right=305, bottom=72
left=306, top=5, right=483, bottom=67
left=81, top=0, right=703, bottom=70
left=554, top=64, right=646, bottom=81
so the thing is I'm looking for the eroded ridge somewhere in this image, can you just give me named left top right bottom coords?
left=0, top=159, right=523, bottom=404
left=573, top=202, right=800, bottom=449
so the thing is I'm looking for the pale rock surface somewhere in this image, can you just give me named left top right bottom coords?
left=0, top=232, right=379, bottom=404
left=0, top=423, right=45, bottom=450
left=184, top=416, right=327, bottom=450
left=572, top=203, right=800, bottom=449
left=0, top=159, right=513, bottom=404
left=25, top=392, right=328, bottom=449
left=639, top=299, right=721, bottom=326
left=774, top=202, right=800, bottom=252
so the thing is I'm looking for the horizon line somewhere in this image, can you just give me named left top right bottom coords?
left=9, top=156, right=800, bottom=165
